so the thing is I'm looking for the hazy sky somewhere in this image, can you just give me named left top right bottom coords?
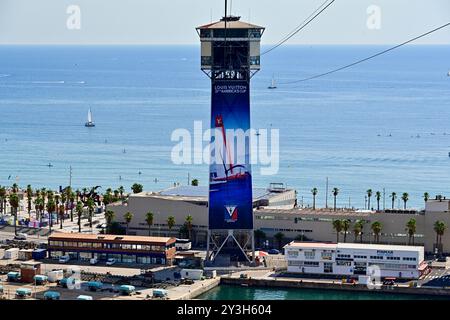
left=0, top=0, right=449, bottom=44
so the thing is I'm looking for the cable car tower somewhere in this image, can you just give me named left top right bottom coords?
left=197, top=1, right=265, bottom=266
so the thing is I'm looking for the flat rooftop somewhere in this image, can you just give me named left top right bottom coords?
left=256, top=208, right=371, bottom=217
left=285, top=241, right=424, bottom=252
left=48, top=233, right=175, bottom=244
left=131, top=185, right=292, bottom=203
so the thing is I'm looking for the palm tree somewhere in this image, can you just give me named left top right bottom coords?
left=167, top=216, right=175, bottom=236
left=131, top=183, right=143, bottom=194
left=9, top=193, right=19, bottom=235
left=185, top=215, right=193, bottom=240
left=104, top=210, right=115, bottom=233
left=26, top=185, right=33, bottom=219
left=332, top=188, right=339, bottom=211
left=311, top=188, right=318, bottom=210
left=76, top=201, right=83, bottom=233
left=401, top=192, right=409, bottom=210
left=59, top=204, right=65, bottom=229
left=254, top=229, right=266, bottom=247
left=124, top=212, right=133, bottom=234
left=375, top=191, right=382, bottom=211
left=332, top=220, right=343, bottom=242
left=423, top=192, right=430, bottom=204
left=118, top=186, right=125, bottom=200
left=46, top=199, right=56, bottom=233
left=69, top=191, right=75, bottom=222
left=390, top=192, right=397, bottom=209
left=366, top=189, right=373, bottom=210
left=145, top=211, right=154, bottom=236
left=11, top=183, right=19, bottom=193
left=54, top=194, right=60, bottom=224
left=434, top=221, right=447, bottom=254
left=371, top=221, right=382, bottom=243
left=274, top=232, right=285, bottom=250
left=342, top=219, right=350, bottom=243
left=353, top=220, right=364, bottom=243
left=86, top=197, right=95, bottom=228
left=406, top=218, right=417, bottom=245
left=191, top=179, right=199, bottom=186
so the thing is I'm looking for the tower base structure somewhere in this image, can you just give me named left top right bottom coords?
left=206, top=229, right=255, bottom=267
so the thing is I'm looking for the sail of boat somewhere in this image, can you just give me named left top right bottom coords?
left=85, top=108, right=95, bottom=127
left=268, top=76, right=277, bottom=89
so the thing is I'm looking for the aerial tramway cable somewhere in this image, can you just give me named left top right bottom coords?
left=261, top=0, right=336, bottom=56
left=281, top=21, right=450, bottom=84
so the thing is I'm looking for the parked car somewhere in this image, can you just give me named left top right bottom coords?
left=14, top=233, right=27, bottom=240
left=437, top=256, right=447, bottom=262
left=383, top=278, right=396, bottom=286
left=90, top=258, right=99, bottom=265
left=106, top=258, right=116, bottom=266
left=59, top=255, right=70, bottom=264
left=267, top=249, right=280, bottom=255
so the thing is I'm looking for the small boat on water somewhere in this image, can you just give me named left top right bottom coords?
left=85, top=108, right=95, bottom=127
left=268, top=76, right=277, bottom=89
left=447, top=71, right=450, bottom=77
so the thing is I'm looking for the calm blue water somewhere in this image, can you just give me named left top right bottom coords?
left=197, top=285, right=450, bottom=300
left=0, top=45, right=449, bottom=209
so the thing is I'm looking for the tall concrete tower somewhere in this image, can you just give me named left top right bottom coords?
left=197, top=13, right=264, bottom=265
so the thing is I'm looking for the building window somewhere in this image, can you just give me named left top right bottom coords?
left=304, top=251, right=315, bottom=260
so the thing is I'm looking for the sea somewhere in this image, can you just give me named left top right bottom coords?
left=197, top=284, right=450, bottom=300
left=0, top=45, right=449, bottom=209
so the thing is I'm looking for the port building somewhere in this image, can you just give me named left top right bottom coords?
left=284, top=242, right=426, bottom=279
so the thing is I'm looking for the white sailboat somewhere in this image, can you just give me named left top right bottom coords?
left=268, top=76, right=277, bottom=89
left=85, top=108, right=95, bottom=127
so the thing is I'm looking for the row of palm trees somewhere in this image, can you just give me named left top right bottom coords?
left=310, top=187, right=434, bottom=211
left=103, top=209, right=195, bottom=240
left=331, top=218, right=447, bottom=251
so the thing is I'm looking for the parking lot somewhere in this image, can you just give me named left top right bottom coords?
left=420, top=268, right=450, bottom=288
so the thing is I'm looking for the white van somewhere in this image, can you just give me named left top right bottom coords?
left=89, top=258, right=98, bottom=265
left=58, top=255, right=70, bottom=264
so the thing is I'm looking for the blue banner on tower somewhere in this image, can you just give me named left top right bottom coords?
left=208, top=80, right=253, bottom=230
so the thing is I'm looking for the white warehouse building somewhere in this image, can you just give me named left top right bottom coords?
left=284, top=242, right=427, bottom=279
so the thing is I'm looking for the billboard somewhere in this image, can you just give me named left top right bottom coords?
left=208, top=80, right=253, bottom=230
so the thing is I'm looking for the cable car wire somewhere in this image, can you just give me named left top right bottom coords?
left=261, top=0, right=336, bottom=56
left=281, top=21, right=450, bottom=84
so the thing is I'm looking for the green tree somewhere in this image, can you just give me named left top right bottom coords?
left=375, top=191, right=382, bottom=211
left=274, top=232, right=285, bottom=250
left=353, top=220, right=364, bottom=243
left=406, top=218, right=417, bottom=245
left=423, top=192, right=430, bottom=203
left=185, top=215, right=193, bottom=240
left=59, top=204, right=65, bottom=229
left=46, top=199, right=56, bottom=233
left=342, top=219, right=351, bottom=243
left=26, top=185, right=33, bottom=219
left=86, top=197, right=95, bottom=228
left=366, top=189, right=373, bottom=210
left=145, top=211, right=154, bottom=236
left=9, top=193, right=20, bottom=235
left=254, top=229, right=266, bottom=247
left=191, top=179, right=199, bottom=186
left=390, top=192, right=397, bottom=209
left=118, top=186, right=125, bottom=200
left=332, top=219, right=343, bottom=242
left=311, top=188, right=318, bottom=210
left=69, top=191, right=75, bottom=222
left=371, top=221, right=382, bottom=243
left=104, top=210, right=115, bottom=233
left=167, top=216, right=176, bottom=236
left=401, top=192, right=409, bottom=210
left=124, top=212, right=134, bottom=235
left=131, top=183, right=143, bottom=194
left=76, top=201, right=83, bottom=233
left=332, top=188, right=339, bottom=211
left=434, top=221, right=447, bottom=254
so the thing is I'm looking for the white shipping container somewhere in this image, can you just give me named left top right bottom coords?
left=180, top=269, right=203, bottom=280
left=4, top=248, right=19, bottom=260
left=47, top=270, right=64, bottom=283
